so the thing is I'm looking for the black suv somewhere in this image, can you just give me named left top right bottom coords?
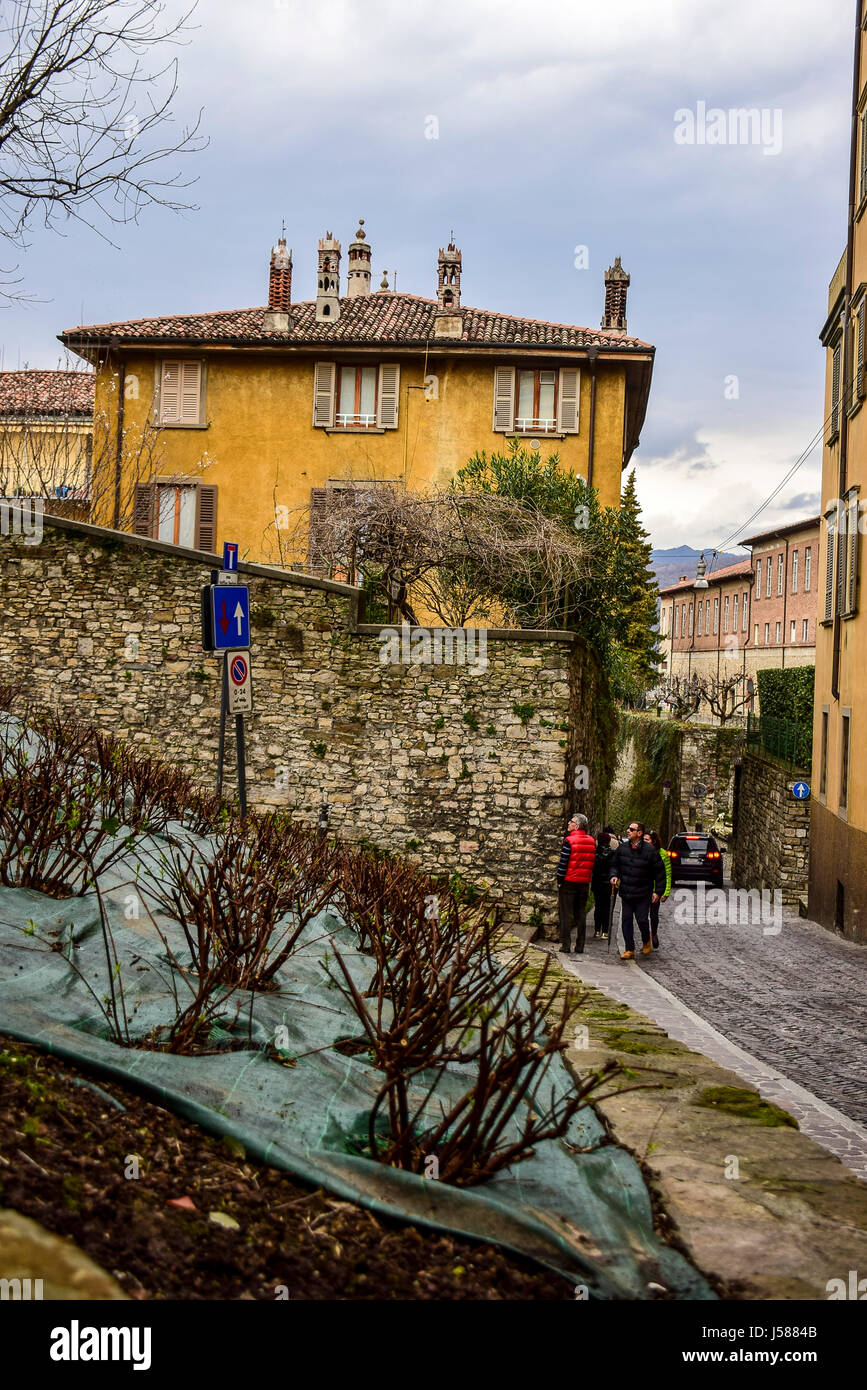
left=667, top=833, right=724, bottom=888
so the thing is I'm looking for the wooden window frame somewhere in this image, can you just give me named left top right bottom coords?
left=334, top=363, right=380, bottom=431
left=133, top=477, right=217, bottom=551
left=514, top=368, right=559, bottom=434
left=755, top=559, right=761, bottom=599
left=791, top=549, right=799, bottom=593
left=804, top=545, right=812, bottom=592
left=839, top=710, right=851, bottom=815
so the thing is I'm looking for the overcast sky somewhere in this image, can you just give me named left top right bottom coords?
left=0, top=0, right=854, bottom=554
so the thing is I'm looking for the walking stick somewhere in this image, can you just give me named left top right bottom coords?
left=606, top=884, right=619, bottom=956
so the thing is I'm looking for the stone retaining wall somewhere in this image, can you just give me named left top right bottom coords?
left=0, top=517, right=608, bottom=936
left=731, top=751, right=810, bottom=905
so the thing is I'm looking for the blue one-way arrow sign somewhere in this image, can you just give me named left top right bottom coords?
left=792, top=781, right=810, bottom=800
left=210, top=584, right=250, bottom=650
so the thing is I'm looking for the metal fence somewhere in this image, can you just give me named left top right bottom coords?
left=746, top=713, right=812, bottom=773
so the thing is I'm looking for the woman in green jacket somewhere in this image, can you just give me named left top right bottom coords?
left=646, top=830, right=671, bottom=951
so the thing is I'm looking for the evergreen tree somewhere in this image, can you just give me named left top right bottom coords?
left=616, top=469, right=661, bottom=686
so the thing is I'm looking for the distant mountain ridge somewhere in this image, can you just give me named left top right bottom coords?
left=649, top=546, right=747, bottom=593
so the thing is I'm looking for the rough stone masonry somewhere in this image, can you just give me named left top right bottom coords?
left=0, top=517, right=609, bottom=936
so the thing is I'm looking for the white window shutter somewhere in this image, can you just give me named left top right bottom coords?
left=313, top=362, right=336, bottom=427
left=160, top=362, right=180, bottom=424
left=824, top=515, right=836, bottom=622
left=377, top=364, right=400, bottom=428
left=180, top=362, right=202, bottom=424
left=557, top=367, right=580, bottom=433
left=492, top=366, right=515, bottom=431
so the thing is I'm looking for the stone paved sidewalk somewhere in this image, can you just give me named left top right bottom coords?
left=527, top=943, right=867, bottom=1300
left=554, top=944, right=867, bottom=1182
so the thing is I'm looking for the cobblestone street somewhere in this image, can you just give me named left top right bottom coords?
left=560, top=881, right=867, bottom=1180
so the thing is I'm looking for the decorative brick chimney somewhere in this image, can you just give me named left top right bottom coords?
left=434, top=240, right=463, bottom=338
left=316, top=231, right=341, bottom=323
left=601, top=257, right=630, bottom=334
left=346, top=219, right=372, bottom=298
left=437, top=241, right=462, bottom=310
left=264, top=236, right=292, bottom=333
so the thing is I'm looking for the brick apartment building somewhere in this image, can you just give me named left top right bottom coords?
left=659, top=515, right=819, bottom=710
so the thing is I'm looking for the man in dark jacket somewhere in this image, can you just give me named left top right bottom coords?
left=556, top=813, right=596, bottom=954
left=610, top=819, right=666, bottom=960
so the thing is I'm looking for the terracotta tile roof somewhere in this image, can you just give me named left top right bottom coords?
left=59, top=294, right=654, bottom=353
left=741, top=515, right=821, bottom=547
left=659, top=559, right=754, bottom=596
left=0, top=369, right=94, bottom=418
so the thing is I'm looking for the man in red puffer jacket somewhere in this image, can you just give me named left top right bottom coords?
left=555, top=813, right=596, bottom=954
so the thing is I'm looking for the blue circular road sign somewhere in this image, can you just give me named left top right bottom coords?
left=792, top=781, right=810, bottom=800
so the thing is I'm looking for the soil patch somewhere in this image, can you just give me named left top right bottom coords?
left=0, top=1035, right=571, bottom=1301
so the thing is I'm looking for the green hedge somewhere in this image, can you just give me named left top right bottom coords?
left=756, top=666, right=815, bottom=726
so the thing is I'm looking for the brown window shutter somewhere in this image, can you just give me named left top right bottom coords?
left=377, top=364, right=400, bottom=428
left=557, top=367, right=580, bottom=433
left=492, top=366, right=515, bottom=431
left=133, top=481, right=155, bottom=536
left=195, top=484, right=218, bottom=552
left=846, top=491, right=860, bottom=615
left=823, top=514, right=836, bottom=623
left=307, top=487, right=332, bottom=576
left=313, top=363, right=336, bottom=427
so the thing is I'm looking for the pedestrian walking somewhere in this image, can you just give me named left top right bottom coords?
left=591, top=825, right=616, bottom=938
left=644, top=830, right=671, bottom=950
left=610, top=820, right=666, bottom=960
left=555, top=813, right=596, bottom=954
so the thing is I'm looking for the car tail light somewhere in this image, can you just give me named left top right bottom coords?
left=669, top=851, right=679, bottom=858
left=706, top=851, right=721, bottom=859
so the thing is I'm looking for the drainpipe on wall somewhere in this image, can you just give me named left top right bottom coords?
left=112, top=342, right=125, bottom=531
left=833, top=0, right=862, bottom=700
left=585, top=346, right=598, bottom=487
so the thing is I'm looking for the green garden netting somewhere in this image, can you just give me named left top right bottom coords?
left=0, top=830, right=714, bottom=1301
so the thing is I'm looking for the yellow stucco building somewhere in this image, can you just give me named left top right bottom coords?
left=60, top=225, right=654, bottom=570
left=0, top=369, right=93, bottom=508
left=813, top=4, right=867, bottom=941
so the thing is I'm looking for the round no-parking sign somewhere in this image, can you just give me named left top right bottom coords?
left=227, top=652, right=252, bottom=714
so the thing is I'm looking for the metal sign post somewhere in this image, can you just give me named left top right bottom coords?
left=201, top=543, right=251, bottom=814
left=216, top=655, right=229, bottom=799
left=235, top=696, right=247, bottom=821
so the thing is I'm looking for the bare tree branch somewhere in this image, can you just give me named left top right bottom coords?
left=0, top=0, right=205, bottom=280
left=266, top=483, right=596, bottom=628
